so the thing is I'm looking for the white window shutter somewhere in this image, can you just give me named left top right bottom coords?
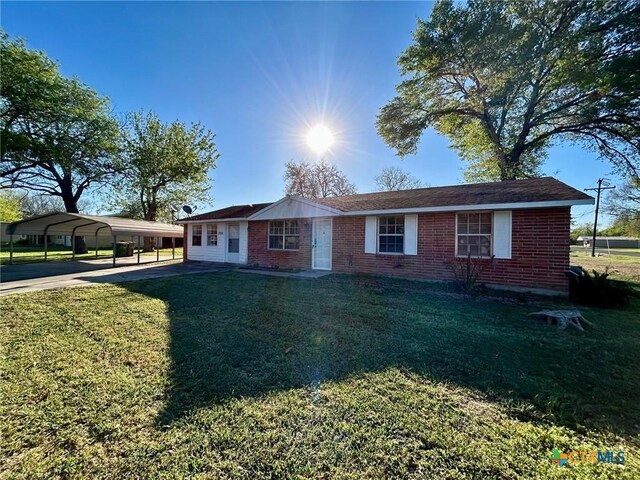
left=493, top=210, right=512, bottom=259
left=365, top=216, right=377, bottom=253
left=404, top=214, right=418, bottom=255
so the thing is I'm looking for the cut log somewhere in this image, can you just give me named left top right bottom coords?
left=528, top=310, right=591, bottom=332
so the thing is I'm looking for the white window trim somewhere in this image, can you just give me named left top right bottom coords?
left=191, top=224, right=203, bottom=247
left=455, top=211, right=494, bottom=259
left=377, top=215, right=405, bottom=255
left=206, top=223, right=218, bottom=246
left=267, top=219, right=300, bottom=251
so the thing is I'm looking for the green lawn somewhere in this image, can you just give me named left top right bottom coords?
left=570, top=249, right=640, bottom=281
left=0, top=244, right=183, bottom=265
left=1, top=272, right=639, bottom=478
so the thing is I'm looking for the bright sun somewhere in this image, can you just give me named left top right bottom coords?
left=306, top=125, right=334, bottom=154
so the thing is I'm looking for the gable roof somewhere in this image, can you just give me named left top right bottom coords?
left=248, top=195, right=343, bottom=220
left=315, top=177, right=592, bottom=212
left=181, top=202, right=272, bottom=222
left=179, top=178, right=593, bottom=222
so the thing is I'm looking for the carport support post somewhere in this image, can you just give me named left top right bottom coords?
left=172, top=237, right=175, bottom=259
left=44, top=235, right=48, bottom=261
left=9, top=235, right=13, bottom=265
left=71, top=235, right=76, bottom=260
left=137, top=235, right=141, bottom=264
left=112, top=235, right=117, bottom=267
left=156, top=237, right=160, bottom=262
left=95, top=233, right=99, bottom=258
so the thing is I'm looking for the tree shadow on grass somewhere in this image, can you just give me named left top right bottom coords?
left=121, top=271, right=640, bottom=440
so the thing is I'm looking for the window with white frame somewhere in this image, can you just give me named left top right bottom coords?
left=457, top=212, right=492, bottom=257
left=268, top=220, right=299, bottom=250
left=378, top=216, right=404, bottom=253
left=192, top=224, right=202, bottom=246
left=206, top=224, right=218, bottom=246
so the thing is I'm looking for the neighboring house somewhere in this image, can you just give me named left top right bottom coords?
left=178, top=177, right=593, bottom=294
left=20, top=235, right=135, bottom=248
left=576, top=236, right=640, bottom=249
left=0, top=223, right=26, bottom=244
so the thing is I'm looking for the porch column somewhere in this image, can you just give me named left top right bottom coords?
left=172, top=237, right=175, bottom=259
left=137, top=235, right=141, bottom=265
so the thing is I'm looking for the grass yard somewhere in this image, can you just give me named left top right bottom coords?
left=0, top=244, right=183, bottom=265
left=1, top=272, right=639, bottom=478
left=570, top=248, right=640, bottom=281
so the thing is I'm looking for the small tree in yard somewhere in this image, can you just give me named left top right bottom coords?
left=447, top=253, right=495, bottom=293
left=375, top=166, right=424, bottom=191
left=284, top=159, right=357, bottom=199
left=107, top=111, right=218, bottom=250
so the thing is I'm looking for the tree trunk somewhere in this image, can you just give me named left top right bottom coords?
left=500, top=143, right=529, bottom=181
left=142, top=201, right=158, bottom=252
left=143, top=236, right=156, bottom=253
left=61, top=186, right=88, bottom=254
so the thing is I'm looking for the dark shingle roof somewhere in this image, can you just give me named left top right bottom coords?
left=182, top=178, right=592, bottom=221
left=182, top=202, right=273, bottom=221
left=315, top=177, right=592, bottom=212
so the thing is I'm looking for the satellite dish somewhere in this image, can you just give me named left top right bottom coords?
left=182, top=205, right=193, bottom=214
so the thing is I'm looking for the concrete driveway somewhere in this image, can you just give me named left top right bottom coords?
left=0, top=259, right=230, bottom=296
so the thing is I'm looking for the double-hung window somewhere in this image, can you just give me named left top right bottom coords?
left=192, top=224, right=202, bottom=246
left=457, top=212, right=492, bottom=257
left=268, top=220, right=299, bottom=250
left=378, top=216, right=404, bottom=254
left=206, top=224, right=218, bottom=246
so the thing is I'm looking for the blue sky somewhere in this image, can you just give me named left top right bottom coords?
left=3, top=1, right=613, bottom=225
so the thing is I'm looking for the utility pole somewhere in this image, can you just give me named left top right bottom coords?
left=585, top=179, right=615, bottom=257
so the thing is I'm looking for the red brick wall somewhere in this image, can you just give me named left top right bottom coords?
left=248, top=220, right=313, bottom=270
left=332, top=208, right=571, bottom=292
left=246, top=208, right=571, bottom=292
left=182, top=225, right=188, bottom=262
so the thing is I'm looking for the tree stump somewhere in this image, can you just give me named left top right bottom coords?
left=528, top=310, right=593, bottom=332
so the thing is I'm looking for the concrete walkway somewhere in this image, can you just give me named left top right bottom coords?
left=0, top=259, right=229, bottom=296
left=236, top=268, right=333, bottom=279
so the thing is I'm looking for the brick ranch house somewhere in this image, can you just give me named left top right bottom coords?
left=178, top=177, right=593, bottom=294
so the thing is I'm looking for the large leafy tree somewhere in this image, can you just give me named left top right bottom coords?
left=377, top=0, right=640, bottom=182
left=107, top=111, right=218, bottom=246
left=0, top=32, right=120, bottom=212
left=284, top=159, right=357, bottom=199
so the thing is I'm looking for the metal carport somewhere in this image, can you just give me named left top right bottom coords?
left=5, top=213, right=184, bottom=266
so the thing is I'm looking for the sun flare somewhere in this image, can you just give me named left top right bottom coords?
left=306, top=125, right=334, bottom=154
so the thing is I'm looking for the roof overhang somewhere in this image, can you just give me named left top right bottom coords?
left=340, top=198, right=594, bottom=216
left=177, top=217, right=250, bottom=224
left=172, top=197, right=593, bottom=224
left=5, top=213, right=184, bottom=238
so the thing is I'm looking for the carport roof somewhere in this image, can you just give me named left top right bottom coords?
left=5, top=212, right=184, bottom=237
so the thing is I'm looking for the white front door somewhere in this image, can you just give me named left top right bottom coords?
left=226, top=223, right=240, bottom=263
left=312, top=219, right=332, bottom=270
